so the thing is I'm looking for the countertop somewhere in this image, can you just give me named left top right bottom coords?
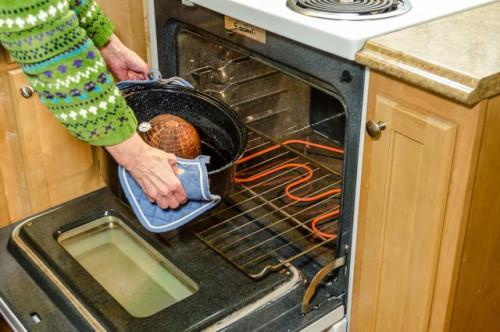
left=356, top=2, right=500, bottom=106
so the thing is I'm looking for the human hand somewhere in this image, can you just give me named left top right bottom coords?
left=100, top=34, right=149, bottom=81
left=105, top=132, right=187, bottom=209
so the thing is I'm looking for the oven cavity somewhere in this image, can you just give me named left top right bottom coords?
left=177, top=30, right=347, bottom=304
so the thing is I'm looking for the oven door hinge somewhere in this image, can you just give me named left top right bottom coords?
left=301, top=255, right=346, bottom=314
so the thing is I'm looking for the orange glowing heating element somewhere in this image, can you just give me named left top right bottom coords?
left=235, top=140, right=344, bottom=239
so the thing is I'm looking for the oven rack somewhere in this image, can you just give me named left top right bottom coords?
left=194, top=127, right=343, bottom=279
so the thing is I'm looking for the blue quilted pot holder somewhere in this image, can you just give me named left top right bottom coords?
left=119, top=155, right=221, bottom=233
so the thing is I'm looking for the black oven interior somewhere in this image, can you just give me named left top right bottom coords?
left=155, top=0, right=365, bottom=326
left=174, top=29, right=347, bottom=281
left=177, top=30, right=347, bottom=147
left=158, top=2, right=366, bottom=280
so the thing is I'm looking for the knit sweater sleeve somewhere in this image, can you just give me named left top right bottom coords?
left=0, top=0, right=137, bottom=146
left=69, top=0, right=114, bottom=48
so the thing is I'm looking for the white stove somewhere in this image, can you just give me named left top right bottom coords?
left=185, top=0, right=495, bottom=60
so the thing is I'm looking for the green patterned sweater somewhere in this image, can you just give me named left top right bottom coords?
left=0, top=0, right=138, bottom=146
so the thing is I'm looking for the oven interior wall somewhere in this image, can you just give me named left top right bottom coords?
left=174, top=29, right=346, bottom=277
left=177, top=31, right=346, bottom=174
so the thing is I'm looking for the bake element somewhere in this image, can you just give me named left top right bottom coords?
left=142, top=114, right=201, bottom=159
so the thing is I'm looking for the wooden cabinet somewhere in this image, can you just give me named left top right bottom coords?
left=0, top=1, right=149, bottom=228
left=351, top=71, right=500, bottom=331
left=98, top=0, right=149, bottom=62
left=0, top=69, right=104, bottom=227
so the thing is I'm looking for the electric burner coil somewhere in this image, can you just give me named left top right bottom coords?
left=287, top=0, right=412, bottom=20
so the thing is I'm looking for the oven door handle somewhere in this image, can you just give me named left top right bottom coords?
left=301, top=256, right=346, bottom=314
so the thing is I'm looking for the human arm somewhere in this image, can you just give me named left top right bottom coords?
left=0, top=1, right=185, bottom=208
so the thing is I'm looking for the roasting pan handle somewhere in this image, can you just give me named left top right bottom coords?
left=117, top=70, right=194, bottom=91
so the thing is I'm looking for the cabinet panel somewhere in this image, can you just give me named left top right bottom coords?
left=0, top=72, right=31, bottom=224
left=354, top=95, right=457, bottom=332
left=6, top=69, right=104, bottom=217
left=0, top=0, right=148, bottom=226
left=450, top=95, right=500, bottom=332
left=97, top=0, right=148, bottom=61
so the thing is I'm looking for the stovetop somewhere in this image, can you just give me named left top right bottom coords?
left=183, top=0, right=495, bottom=60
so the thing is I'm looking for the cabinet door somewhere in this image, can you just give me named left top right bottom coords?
left=97, top=0, right=148, bottom=61
left=0, top=71, right=32, bottom=225
left=5, top=69, right=104, bottom=217
left=352, top=94, right=457, bottom=332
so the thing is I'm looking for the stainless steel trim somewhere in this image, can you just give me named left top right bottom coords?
left=0, top=297, right=27, bottom=332
left=287, top=0, right=412, bottom=21
left=203, top=264, right=303, bottom=332
left=11, top=212, right=106, bottom=331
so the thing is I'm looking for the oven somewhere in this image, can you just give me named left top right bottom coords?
left=3, top=1, right=367, bottom=331
left=151, top=0, right=366, bottom=329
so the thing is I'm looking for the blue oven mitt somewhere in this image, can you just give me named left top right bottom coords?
left=118, top=155, right=221, bottom=233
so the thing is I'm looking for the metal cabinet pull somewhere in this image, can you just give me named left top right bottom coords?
left=366, top=120, right=386, bottom=138
left=20, top=86, right=34, bottom=98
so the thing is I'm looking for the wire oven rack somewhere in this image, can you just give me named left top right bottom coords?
left=194, top=127, right=343, bottom=279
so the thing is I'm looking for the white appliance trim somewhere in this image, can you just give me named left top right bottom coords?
left=147, top=0, right=159, bottom=70
left=345, top=67, right=370, bottom=331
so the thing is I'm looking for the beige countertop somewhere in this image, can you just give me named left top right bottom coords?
left=356, top=2, right=500, bottom=106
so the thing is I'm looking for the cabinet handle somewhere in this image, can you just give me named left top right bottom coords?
left=20, top=86, right=34, bottom=98
left=366, top=120, right=386, bottom=138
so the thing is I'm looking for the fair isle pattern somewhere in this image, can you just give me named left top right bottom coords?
left=0, top=14, right=78, bottom=48
left=0, top=1, right=68, bottom=30
left=38, top=75, right=113, bottom=107
left=69, top=0, right=114, bottom=48
left=30, top=58, right=105, bottom=89
left=55, top=88, right=120, bottom=121
left=7, top=25, right=86, bottom=62
left=0, top=0, right=137, bottom=146
left=22, top=39, right=92, bottom=73
left=79, top=0, right=96, bottom=24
